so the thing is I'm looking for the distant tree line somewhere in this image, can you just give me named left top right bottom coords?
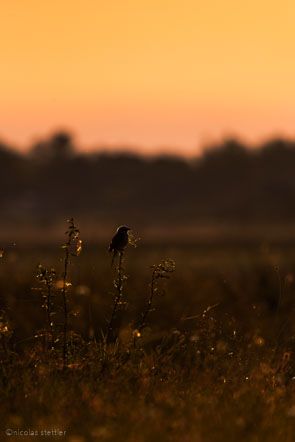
left=1, top=132, right=295, bottom=229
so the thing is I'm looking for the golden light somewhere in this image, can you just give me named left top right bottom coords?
left=1, top=0, right=295, bottom=155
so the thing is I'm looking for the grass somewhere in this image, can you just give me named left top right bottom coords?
left=1, top=225, right=295, bottom=441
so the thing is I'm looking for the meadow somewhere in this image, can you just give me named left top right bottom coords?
left=1, top=221, right=295, bottom=441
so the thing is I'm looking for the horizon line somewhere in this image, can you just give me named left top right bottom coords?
left=1, top=130, right=295, bottom=159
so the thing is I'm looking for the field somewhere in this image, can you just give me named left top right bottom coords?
left=1, top=226, right=295, bottom=441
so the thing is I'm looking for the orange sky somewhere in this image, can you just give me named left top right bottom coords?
left=1, top=0, right=295, bottom=155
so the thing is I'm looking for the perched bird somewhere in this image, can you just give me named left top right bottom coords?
left=109, top=226, right=131, bottom=265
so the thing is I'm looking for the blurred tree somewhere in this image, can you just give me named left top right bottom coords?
left=30, top=131, right=75, bottom=162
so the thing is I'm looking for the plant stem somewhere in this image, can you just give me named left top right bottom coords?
left=105, top=251, right=124, bottom=344
left=62, top=246, right=69, bottom=368
left=45, top=281, right=54, bottom=350
left=138, top=268, right=157, bottom=333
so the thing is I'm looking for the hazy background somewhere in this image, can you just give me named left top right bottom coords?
left=1, top=132, right=295, bottom=244
left=1, top=1, right=295, bottom=244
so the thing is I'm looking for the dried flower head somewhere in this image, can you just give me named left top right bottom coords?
left=151, top=259, right=176, bottom=279
left=62, top=217, right=83, bottom=256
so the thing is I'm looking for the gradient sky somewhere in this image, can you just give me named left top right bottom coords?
left=1, top=0, right=295, bottom=155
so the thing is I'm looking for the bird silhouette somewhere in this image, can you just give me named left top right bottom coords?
left=109, top=226, right=131, bottom=266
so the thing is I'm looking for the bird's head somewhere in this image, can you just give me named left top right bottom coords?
left=117, top=225, right=131, bottom=233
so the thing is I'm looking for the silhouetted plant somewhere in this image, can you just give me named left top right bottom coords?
left=61, top=218, right=82, bottom=367
left=36, top=264, right=56, bottom=350
left=104, top=227, right=139, bottom=345
left=134, top=259, right=175, bottom=346
left=105, top=251, right=127, bottom=345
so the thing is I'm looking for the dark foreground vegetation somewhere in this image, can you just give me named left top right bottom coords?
left=1, top=220, right=295, bottom=441
left=2, top=133, right=295, bottom=242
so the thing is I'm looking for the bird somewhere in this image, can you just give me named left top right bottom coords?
left=108, top=226, right=131, bottom=266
